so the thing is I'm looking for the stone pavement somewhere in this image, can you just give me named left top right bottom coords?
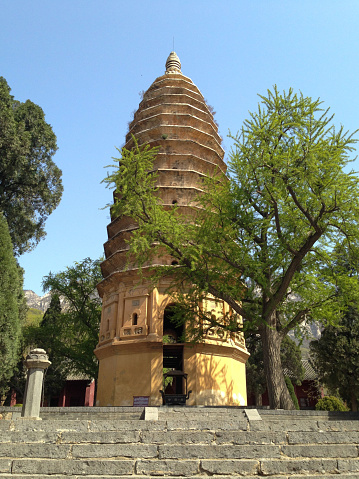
left=0, top=406, right=358, bottom=477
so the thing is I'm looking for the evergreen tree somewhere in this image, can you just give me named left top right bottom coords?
left=0, top=77, right=63, bottom=255
left=0, top=213, right=24, bottom=401
left=310, top=307, right=359, bottom=411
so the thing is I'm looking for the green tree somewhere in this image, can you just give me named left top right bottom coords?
left=104, top=87, right=359, bottom=409
left=0, top=77, right=63, bottom=255
left=40, top=257, right=103, bottom=379
left=310, top=306, right=359, bottom=411
left=25, top=295, right=68, bottom=402
left=0, top=213, right=26, bottom=401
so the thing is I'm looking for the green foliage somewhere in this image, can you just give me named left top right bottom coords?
left=0, top=213, right=25, bottom=399
left=315, top=396, right=349, bottom=411
left=285, top=376, right=300, bottom=410
left=0, top=77, right=63, bottom=255
left=310, top=306, right=359, bottom=411
left=163, top=368, right=174, bottom=388
left=24, top=295, right=67, bottom=399
left=25, top=258, right=102, bottom=382
left=245, top=335, right=267, bottom=403
left=281, top=336, right=305, bottom=385
left=104, top=88, right=359, bottom=409
left=26, top=308, right=43, bottom=326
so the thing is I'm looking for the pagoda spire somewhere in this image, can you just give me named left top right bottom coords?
left=165, top=51, right=181, bottom=73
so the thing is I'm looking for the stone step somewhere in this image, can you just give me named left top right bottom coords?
left=259, top=409, right=359, bottom=421
left=1, top=457, right=359, bottom=477
left=1, top=408, right=359, bottom=477
left=2, top=427, right=359, bottom=446
left=0, top=477, right=358, bottom=479
left=0, top=441, right=357, bottom=460
left=39, top=406, right=144, bottom=421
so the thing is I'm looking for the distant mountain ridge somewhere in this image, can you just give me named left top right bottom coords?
left=24, top=289, right=101, bottom=313
left=24, top=290, right=52, bottom=312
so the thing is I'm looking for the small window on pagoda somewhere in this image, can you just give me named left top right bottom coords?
left=172, top=200, right=178, bottom=205
left=171, top=260, right=179, bottom=266
left=132, top=312, right=138, bottom=326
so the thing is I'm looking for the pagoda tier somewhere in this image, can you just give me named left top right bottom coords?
left=99, top=59, right=226, bottom=287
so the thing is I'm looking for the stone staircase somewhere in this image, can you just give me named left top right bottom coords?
left=0, top=406, right=359, bottom=478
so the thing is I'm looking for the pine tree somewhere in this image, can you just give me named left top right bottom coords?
left=0, top=213, right=24, bottom=400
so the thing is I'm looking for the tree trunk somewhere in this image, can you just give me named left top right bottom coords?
left=350, top=392, right=358, bottom=412
left=255, top=392, right=263, bottom=406
left=259, top=321, right=295, bottom=410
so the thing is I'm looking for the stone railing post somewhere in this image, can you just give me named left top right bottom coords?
left=21, top=348, right=51, bottom=419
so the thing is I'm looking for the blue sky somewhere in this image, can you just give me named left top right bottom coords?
left=2, top=1, right=359, bottom=295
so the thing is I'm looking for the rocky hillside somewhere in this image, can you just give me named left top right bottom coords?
left=24, top=290, right=52, bottom=312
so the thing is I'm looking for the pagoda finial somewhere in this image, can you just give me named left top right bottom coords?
left=165, top=51, right=181, bottom=73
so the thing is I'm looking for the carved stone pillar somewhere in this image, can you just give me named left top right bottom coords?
left=21, top=348, right=51, bottom=419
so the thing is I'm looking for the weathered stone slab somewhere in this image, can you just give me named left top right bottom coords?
left=288, top=431, right=359, bottom=444
left=0, top=443, right=70, bottom=458
left=0, top=421, right=11, bottom=430
left=0, top=459, right=11, bottom=472
left=318, top=420, right=359, bottom=432
left=142, top=430, right=214, bottom=444
left=61, top=430, right=140, bottom=444
left=135, top=458, right=200, bottom=476
left=286, top=476, right=359, bottom=479
left=250, top=419, right=319, bottom=432
left=166, top=419, right=247, bottom=431
left=215, top=430, right=287, bottom=445
left=338, top=458, right=359, bottom=472
left=260, top=458, right=338, bottom=475
left=144, top=407, right=158, bottom=421
left=13, top=419, right=90, bottom=432
left=72, top=443, right=158, bottom=459
left=0, top=431, right=59, bottom=443
left=281, top=444, right=358, bottom=458
left=201, top=458, right=259, bottom=475
left=0, top=476, right=67, bottom=479
left=244, top=408, right=262, bottom=421
left=12, top=458, right=135, bottom=475
left=158, top=406, right=246, bottom=417
left=158, top=444, right=280, bottom=460
left=89, top=419, right=166, bottom=431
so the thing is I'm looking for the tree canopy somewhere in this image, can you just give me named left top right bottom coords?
left=0, top=77, right=63, bottom=255
left=26, top=258, right=102, bottom=381
left=104, top=86, right=359, bottom=409
left=0, top=213, right=26, bottom=400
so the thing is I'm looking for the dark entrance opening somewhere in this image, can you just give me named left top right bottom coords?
left=163, top=304, right=185, bottom=396
left=163, top=303, right=184, bottom=343
left=163, top=344, right=184, bottom=394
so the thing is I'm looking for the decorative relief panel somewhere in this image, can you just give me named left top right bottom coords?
left=99, top=293, right=119, bottom=343
left=120, top=294, right=149, bottom=338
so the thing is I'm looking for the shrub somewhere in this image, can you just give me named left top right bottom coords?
left=315, top=396, right=349, bottom=411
